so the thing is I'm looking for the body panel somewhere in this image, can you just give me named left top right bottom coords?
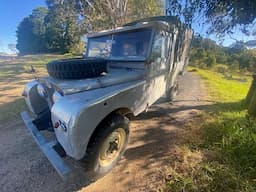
left=40, top=68, right=145, bottom=95
left=23, top=80, right=48, bottom=115
left=51, top=80, right=146, bottom=159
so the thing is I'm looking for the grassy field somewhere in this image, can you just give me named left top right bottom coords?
left=164, top=68, right=256, bottom=192
left=0, top=54, right=74, bottom=122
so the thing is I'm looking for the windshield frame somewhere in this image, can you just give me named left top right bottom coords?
left=85, top=27, right=154, bottom=61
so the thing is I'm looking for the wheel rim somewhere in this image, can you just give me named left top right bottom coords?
left=98, top=128, right=126, bottom=167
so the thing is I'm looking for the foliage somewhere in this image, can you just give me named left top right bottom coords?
left=164, top=161, right=253, bottom=192
left=205, top=0, right=256, bottom=36
left=166, top=0, right=256, bottom=36
left=16, top=7, right=48, bottom=54
left=74, top=0, right=129, bottom=31
left=74, top=0, right=162, bottom=32
left=126, top=0, right=162, bottom=24
left=196, top=68, right=255, bottom=187
left=16, top=0, right=161, bottom=54
left=164, top=68, right=256, bottom=191
left=16, top=1, right=85, bottom=54
left=190, top=36, right=256, bottom=72
left=45, top=0, right=83, bottom=53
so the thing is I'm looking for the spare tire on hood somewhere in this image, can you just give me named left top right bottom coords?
left=46, top=58, right=108, bottom=80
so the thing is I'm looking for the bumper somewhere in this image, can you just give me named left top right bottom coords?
left=20, top=111, right=72, bottom=180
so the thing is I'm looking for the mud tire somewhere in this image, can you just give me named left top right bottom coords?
left=46, top=58, right=107, bottom=80
left=81, top=114, right=129, bottom=181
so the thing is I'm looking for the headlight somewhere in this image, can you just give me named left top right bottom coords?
left=37, top=84, right=47, bottom=98
left=52, top=91, right=62, bottom=103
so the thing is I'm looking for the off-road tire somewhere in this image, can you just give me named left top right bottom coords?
left=46, top=58, right=107, bottom=80
left=81, top=114, right=129, bottom=181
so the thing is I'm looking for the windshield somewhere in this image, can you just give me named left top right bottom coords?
left=86, top=28, right=152, bottom=60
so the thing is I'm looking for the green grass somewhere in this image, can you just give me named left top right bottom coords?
left=0, top=54, right=75, bottom=122
left=0, top=54, right=73, bottom=80
left=196, top=68, right=256, bottom=176
left=164, top=68, right=256, bottom=192
left=195, top=68, right=251, bottom=102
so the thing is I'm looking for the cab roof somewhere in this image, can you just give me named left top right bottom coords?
left=87, top=16, right=186, bottom=38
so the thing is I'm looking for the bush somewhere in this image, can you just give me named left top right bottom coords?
left=213, top=64, right=228, bottom=73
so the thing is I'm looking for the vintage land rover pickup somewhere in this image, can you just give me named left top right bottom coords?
left=21, top=16, right=192, bottom=180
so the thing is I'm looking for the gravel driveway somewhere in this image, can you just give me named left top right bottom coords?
left=0, top=72, right=208, bottom=192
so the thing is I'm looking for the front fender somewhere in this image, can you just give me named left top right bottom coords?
left=52, top=80, right=145, bottom=160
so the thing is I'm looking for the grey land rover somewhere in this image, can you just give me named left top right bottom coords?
left=21, top=16, right=192, bottom=180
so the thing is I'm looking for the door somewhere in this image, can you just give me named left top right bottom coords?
left=145, top=30, right=169, bottom=106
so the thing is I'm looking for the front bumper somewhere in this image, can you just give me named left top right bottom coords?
left=20, top=111, right=72, bottom=180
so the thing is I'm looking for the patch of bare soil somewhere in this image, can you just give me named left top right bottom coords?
left=0, top=72, right=209, bottom=192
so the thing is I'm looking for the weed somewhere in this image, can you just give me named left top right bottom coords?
left=164, top=68, right=256, bottom=191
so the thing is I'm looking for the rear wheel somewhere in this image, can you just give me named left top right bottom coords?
left=81, top=114, right=129, bottom=180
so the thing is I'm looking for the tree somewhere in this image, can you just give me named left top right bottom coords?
left=30, top=7, right=48, bottom=53
left=16, top=0, right=161, bottom=54
left=16, top=7, right=48, bottom=54
left=74, top=0, right=162, bottom=32
left=206, top=53, right=216, bottom=68
left=126, top=0, right=162, bottom=23
left=16, top=17, right=35, bottom=54
left=166, top=0, right=256, bottom=115
left=72, top=0, right=128, bottom=33
left=205, top=0, right=256, bottom=36
left=166, top=0, right=256, bottom=37
left=44, top=0, right=83, bottom=53
left=17, top=2, right=84, bottom=54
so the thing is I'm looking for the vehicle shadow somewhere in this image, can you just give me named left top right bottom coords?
left=57, top=99, right=247, bottom=191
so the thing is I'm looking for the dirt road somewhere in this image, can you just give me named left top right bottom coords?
left=0, top=72, right=207, bottom=192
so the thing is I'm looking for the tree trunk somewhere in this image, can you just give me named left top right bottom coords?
left=247, top=75, right=256, bottom=117
left=245, top=75, right=256, bottom=106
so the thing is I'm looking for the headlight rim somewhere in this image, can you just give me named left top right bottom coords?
left=37, top=83, right=48, bottom=98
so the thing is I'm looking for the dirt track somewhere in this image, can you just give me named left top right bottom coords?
left=0, top=72, right=208, bottom=192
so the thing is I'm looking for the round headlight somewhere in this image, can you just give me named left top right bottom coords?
left=37, top=84, right=47, bottom=98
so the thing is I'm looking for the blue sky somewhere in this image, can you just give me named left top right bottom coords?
left=194, top=22, right=255, bottom=46
left=0, top=0, right=46, bottom=53
left=0, top=0, right=254, bottom=53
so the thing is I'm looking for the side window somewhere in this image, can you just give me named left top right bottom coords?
left=151, top=32, right=162, bottom=62
left=150, top=31, right=167, bottom=75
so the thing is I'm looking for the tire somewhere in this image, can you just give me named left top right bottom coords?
left=81, top=114, right=129, bottom=180
left=46, top=58, right=107, bottom=80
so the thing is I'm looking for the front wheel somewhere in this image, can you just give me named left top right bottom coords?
left=81, top=114, right=129, bottom=180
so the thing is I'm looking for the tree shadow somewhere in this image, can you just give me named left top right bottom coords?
left=62, top=99, right=248, bottom=191
left=2, top=94, right=247, bottom=192
left=1, top=62, right=250, bottom=192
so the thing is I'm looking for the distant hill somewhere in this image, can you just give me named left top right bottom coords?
left=245, top=40, right=256, bottom=49
left=230, top=40, right=256, bottom=50
left=0, top=53, right=17, bottom=60
left=190, top=35, right=256, bottom=71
